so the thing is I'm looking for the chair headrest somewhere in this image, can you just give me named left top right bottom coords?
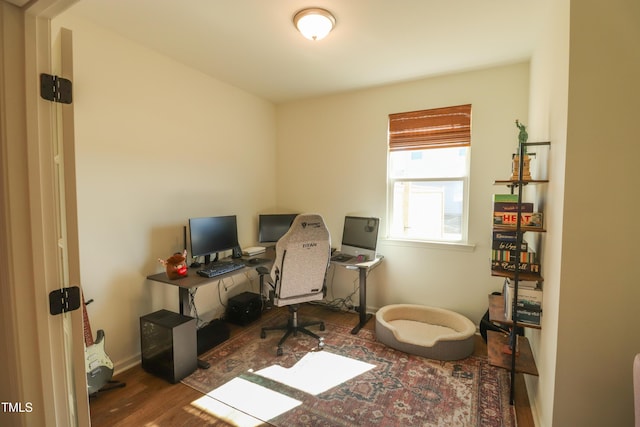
left=281, top=214, right=329, bottom=242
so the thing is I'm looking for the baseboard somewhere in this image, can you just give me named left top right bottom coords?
left=525, top=375, right=542, bottom=427
left=114, top=353, right=141, bottom=376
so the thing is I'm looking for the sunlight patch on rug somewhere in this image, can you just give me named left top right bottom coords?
left=254, top=350, right=376, bottom=395
left=191, top=391, right=266, bottom=427
left=200, top=377, right=302, bottom=423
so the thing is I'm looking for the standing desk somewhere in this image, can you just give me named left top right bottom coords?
left=146, top=248, right=275, bottom=317
left=331, top=256, right=383, bottom=334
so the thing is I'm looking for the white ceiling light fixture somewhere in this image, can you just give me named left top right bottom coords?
left=293, top=8, right=336, bottom=41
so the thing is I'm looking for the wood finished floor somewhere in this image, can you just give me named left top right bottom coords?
left=89, top=305, right=534, bottom=427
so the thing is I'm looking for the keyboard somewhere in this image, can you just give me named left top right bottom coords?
left=197, top=260, right=245, bottom=278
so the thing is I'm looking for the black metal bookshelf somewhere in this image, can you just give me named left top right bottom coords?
left=489, top=139, right=550, bottom=404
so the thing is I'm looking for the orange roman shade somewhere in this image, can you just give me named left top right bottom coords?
left=388, top=104, right=472, bottom=151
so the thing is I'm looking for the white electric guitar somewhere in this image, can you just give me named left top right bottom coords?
left=82, top=295, right=114, bottom=395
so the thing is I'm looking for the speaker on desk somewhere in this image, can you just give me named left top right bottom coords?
left=140, top=309, right=197, bottom=383
left=226, top=291, right=262, bottom=325
left=232, top=245, right=243, bottom=259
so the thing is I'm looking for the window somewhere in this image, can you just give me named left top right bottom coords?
left=387, top=104, right=471, bottom=243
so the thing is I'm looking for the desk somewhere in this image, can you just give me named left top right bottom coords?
left=146, top=248, right=381, bottom=335
left=331, top=256, right=383, bottom=334
left=146, top=248, right=275, bottom=317
left=147, top=250, right=274, bottom=369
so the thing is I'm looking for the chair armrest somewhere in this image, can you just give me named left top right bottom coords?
left=256, top=266, right=275, bottom=295
left=255, top=266, right=270, bottom=276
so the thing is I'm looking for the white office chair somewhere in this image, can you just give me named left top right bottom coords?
left=259, top=213, right=331, bottom=355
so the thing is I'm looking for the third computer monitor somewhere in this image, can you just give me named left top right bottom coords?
left=340, top=216, right=380, bottom=261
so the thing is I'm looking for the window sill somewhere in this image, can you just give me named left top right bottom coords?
left=381, top=238, right=476, bottom=252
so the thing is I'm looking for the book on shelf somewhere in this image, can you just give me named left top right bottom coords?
left=503, top=280, right=542, bottom=326
left=513, top=308, right=542, bottom=326
left=493, top=212, right=543, bottom=228
left=493, top=202, right=534, bottom=213
left=492, top=230, right=520, bottom=242
left=492, top=249, right=537, bottom=263
left=492, top=239, right=528, bottom=251
left=491, top=260, right=540, bottom=274
left=493, top=194, right=519, bottom=203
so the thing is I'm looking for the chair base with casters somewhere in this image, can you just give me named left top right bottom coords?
left=261, top=304, right=325, bottom=356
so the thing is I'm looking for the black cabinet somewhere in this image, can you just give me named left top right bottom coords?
left=140, top=309, right=197, bottom=383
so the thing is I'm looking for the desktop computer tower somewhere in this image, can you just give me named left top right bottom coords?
left=226, top=291, right=262, bottom=325
left=140, top=309, right=197, bottom=383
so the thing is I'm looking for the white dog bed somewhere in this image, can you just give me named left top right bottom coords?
left=375, top=304, right=476, bottom=360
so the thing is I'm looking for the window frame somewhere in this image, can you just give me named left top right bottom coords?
left=387, top=155, right=470, bottom=244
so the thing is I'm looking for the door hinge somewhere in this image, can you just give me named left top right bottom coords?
left=49, top=286, right=81, bottom=315
left=40, top=73, right=72, bottom=104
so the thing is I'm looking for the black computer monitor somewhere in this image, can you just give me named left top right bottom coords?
left=189, top=215, right=239, bottom=265
left=258, top=213, right=298, bottom=244
left=341, top=216, right=380, bottom=261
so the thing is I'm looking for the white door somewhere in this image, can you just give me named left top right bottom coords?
left=50, top=26, right=92, bottom=426
left=33, top=23, right=91, bottom=425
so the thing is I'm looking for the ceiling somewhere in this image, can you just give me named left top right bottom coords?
left=59, top=0, right=546, bottom=104
left=8, top=0, right=29, bottom=6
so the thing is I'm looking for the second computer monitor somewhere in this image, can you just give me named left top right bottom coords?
left=340, top=216, right=380, bottom=261
left=258, top=213, right=299, bottom=244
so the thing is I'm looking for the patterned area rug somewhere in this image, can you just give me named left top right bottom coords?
left=183, top=310, right=515, bottom=427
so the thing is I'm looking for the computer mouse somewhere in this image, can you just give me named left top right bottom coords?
left=249, top=258, right=260, bottom=265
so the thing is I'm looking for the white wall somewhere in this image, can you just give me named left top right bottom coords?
left=551, top=1, right=640, bottom=426
left=526, top=0, right=570, bottom=425
left=52, top=12, right=277, bottom=369
left=276, top=62, right=530, bottom=322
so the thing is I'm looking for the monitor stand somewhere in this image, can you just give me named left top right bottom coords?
left=191, top=252, right=218, bottom=268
